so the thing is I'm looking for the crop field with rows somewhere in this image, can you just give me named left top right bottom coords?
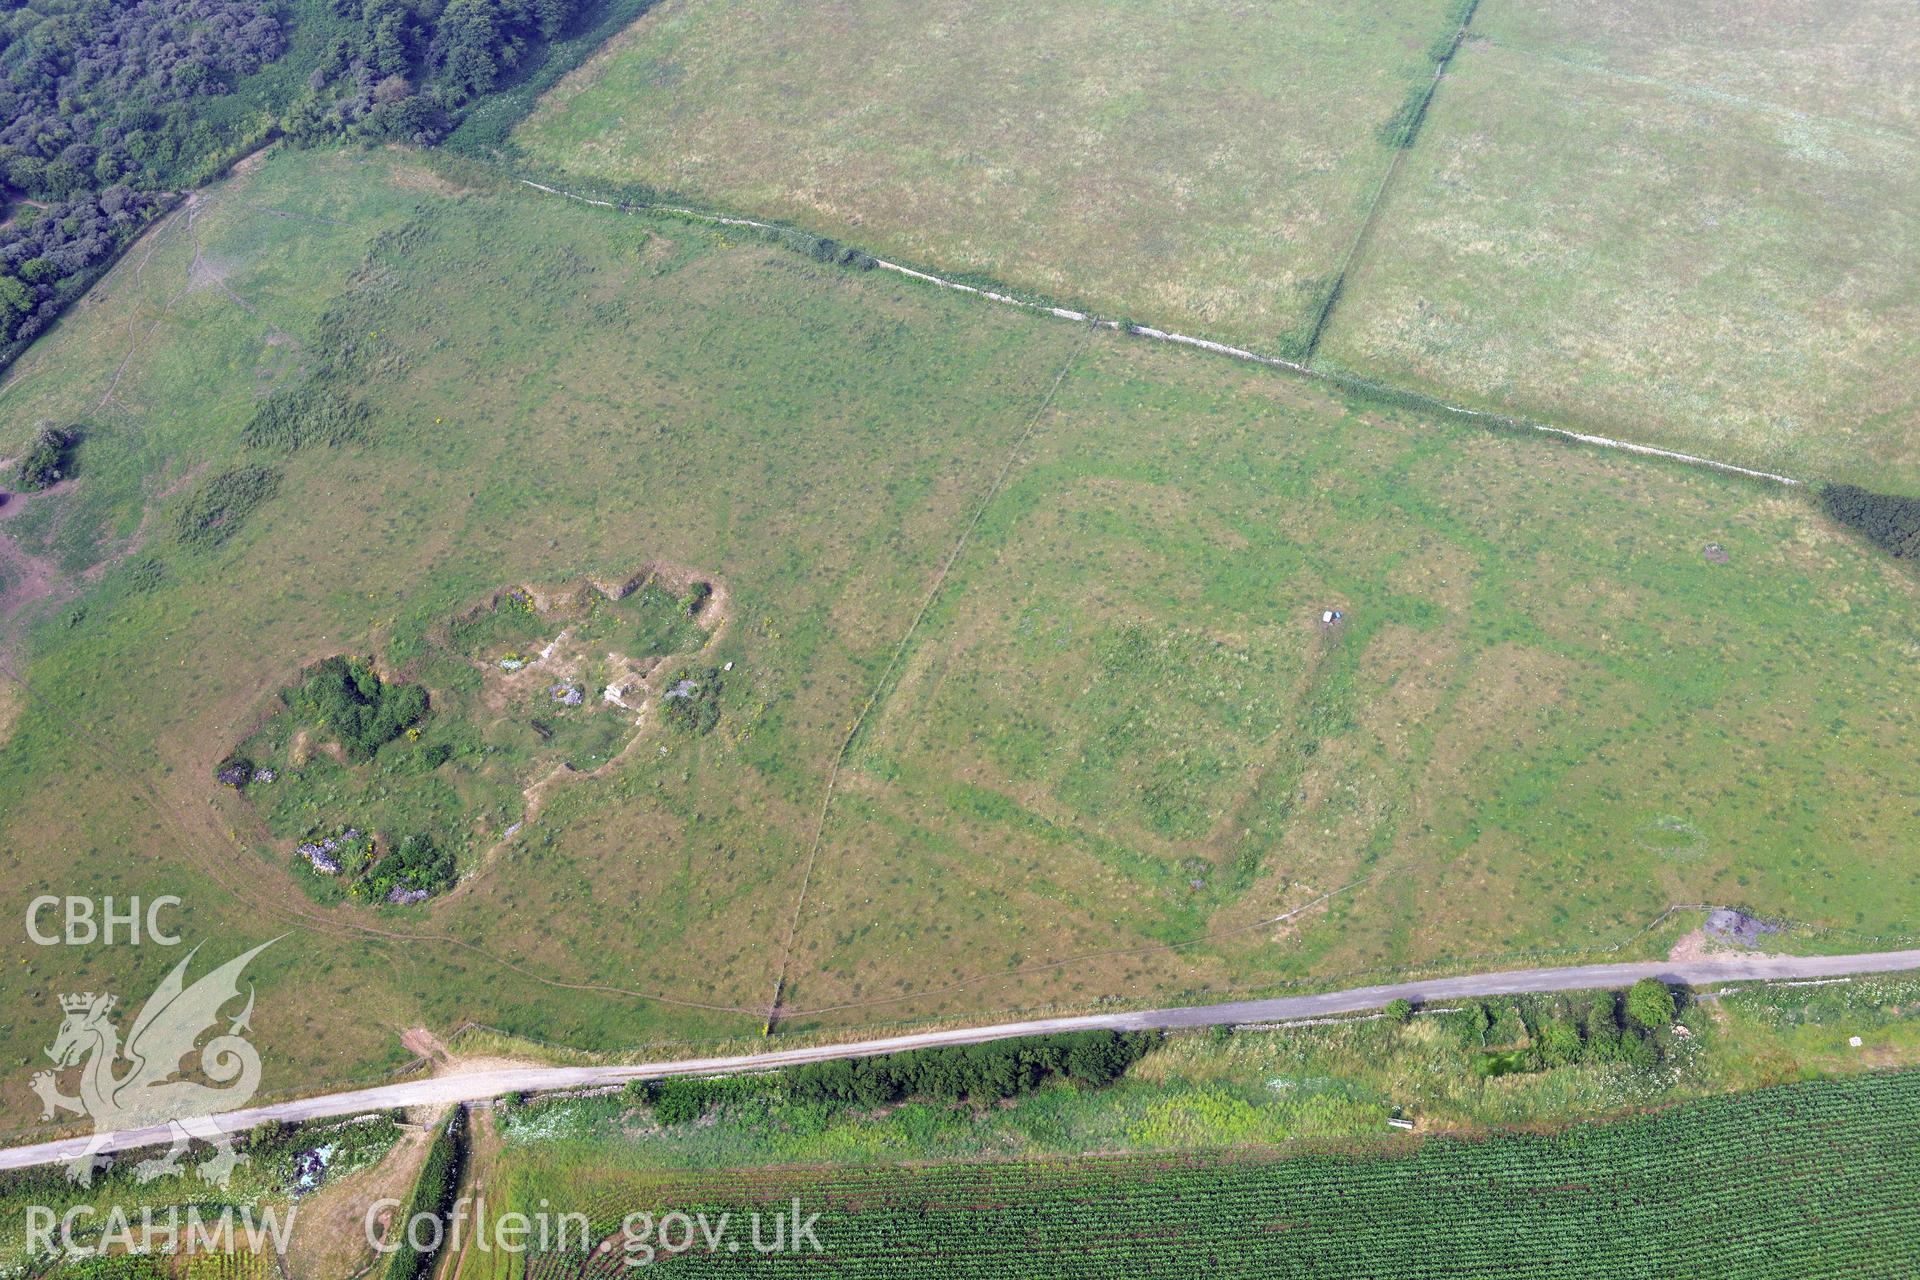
left=489, top=1069, right=1920, bottom=1277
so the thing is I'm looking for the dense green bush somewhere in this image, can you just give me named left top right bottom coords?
left=12, top=422, right=76, bottom=490
left=241, top=384, right=371, bottom=452
left=1820, top=483, right=1920, bottom=560
left=358, top=831, right=455, bottom=900
left=638, top=1032, right=1159, bottom=1127
left=286, top=655, right=429, bottom=760
left=1626, top=977, right=1677, bottom=1032
left=783, top=1031, right=1157, bottom=1109
left=173, top=464, right=281, bottom=549
left=660, top=665, right=722, bottom=735
left=1455, top=987, right=1674, bottom=1075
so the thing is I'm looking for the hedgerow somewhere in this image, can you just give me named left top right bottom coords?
left=381, top=1106, right=466, bottom=1280
left=1821, top=483, right=1920, bottom=560
left=638, top=1031, right=1160, bottom=1125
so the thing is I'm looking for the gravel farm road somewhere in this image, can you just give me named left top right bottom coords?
left=6, top=948, right=1918, bottom=1173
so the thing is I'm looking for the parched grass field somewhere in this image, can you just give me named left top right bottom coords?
left=782, top=326, right=1920, bottom=1022
left=1317, top=0, right=1920, bottom=489
left=1478, top=0, right=1920, bottom=134
left=0, top=143, right=1088, bottom=1088
left=3, top=143, right=1920, bottom=1091
left=509, top=0, right=1464, bottom=355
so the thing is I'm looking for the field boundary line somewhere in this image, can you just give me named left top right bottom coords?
left=514, top=179, right=1802, bottom=488
left=763, top=327, right=1093, bottom=1029
left=1301, top=0, right=1481, bottom=361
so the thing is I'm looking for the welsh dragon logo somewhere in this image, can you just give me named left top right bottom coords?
left=30, top=940, right=275, bottom=1187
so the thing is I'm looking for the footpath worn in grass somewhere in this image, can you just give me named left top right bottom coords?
left=1319, top=0, right=1920, bottom=489
left=487, top=1069, right=1920, bottom=1277
left=510, top=0, right=1463, bottom=355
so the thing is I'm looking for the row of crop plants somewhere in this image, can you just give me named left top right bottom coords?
left=497, top=1070, right=1920, bottom=1277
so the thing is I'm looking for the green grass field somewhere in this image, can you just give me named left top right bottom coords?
left=4, top=7, right=1918, bottom=1277
left=4, top=143, right=1920, bottom=1095
left=509, top=0, right=1465, bottom=355
left=1318, top=0, right=1920, bottom=489
left=783, top=328, right=1920, bottom=1022
left=0, top=142, right=1089, bottom=1092
left=484, top=1069, right=1920, bottom=1277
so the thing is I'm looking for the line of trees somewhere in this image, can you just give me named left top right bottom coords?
left=382, top=1106, right=466, bottom=1280
left=1452, top=980, right=1679, bottom=1073
left=1820, top=483, right=1920, bottom=561
left=1, top=186, right=165, bottom=354
left=629, top=1030, right=1162, bottom=1125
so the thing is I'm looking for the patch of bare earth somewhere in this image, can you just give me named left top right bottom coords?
left=0, top=678, right=21, bottom=748
left=0, top=488, right=66, bottom=655
left=285, top=1114, right=441, bottom=1280
left=459, top=564, right=732, bottom=867
left=400, top=1025, right=448, bottom=1067
left=1666, top=927, right=1790, bottom=964
left=400, top=1025, right=542, bottom=1077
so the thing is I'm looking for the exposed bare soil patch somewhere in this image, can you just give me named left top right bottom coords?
left=286, top=1115, right=441, bottom=1280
